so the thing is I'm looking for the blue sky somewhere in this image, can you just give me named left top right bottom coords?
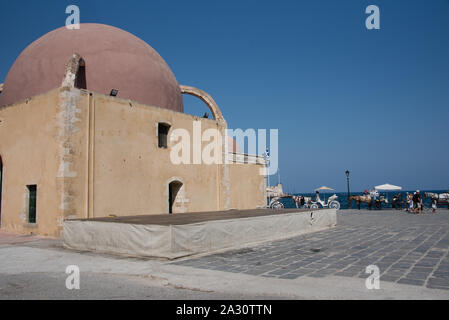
left=1, top=0, right=448, bottom=193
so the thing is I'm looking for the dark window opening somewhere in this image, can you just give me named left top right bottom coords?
left=168, top=181, right=183, bottom=214
left=27, top=185, right=37, bottom=224
left=158, top=123, right=170, bottom=148
left=75, top=61, right=87, bottom=89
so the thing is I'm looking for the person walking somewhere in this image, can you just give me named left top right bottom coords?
left=406, top=192, right=411, bottom=212
left=416, top=190, right=424, bottom=213
left=412, top=192, right=419, bottom=214
left=432, top=198, right=437, bottom=213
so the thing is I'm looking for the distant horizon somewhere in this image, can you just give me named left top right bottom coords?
left=286, top=189, right=449, bottom=195
left=271, top=183, right=449, bottom=195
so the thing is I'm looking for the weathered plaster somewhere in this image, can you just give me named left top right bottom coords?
left=1, top=83, right=265, bottom=236
left=57, top=55, right=84, bottom=220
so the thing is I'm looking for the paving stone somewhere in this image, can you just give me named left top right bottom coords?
left=414, top=260, right=439, bottom=267
left=397, top=278, right=425, bottom=286
left=265, top=268, right=291, bottom=276
left=411, top=267, right=434, bottom=273
left=375, top=263, right=393, bottom=271
left=243, top=267, right=276, bottom=275
left=310, top=269, right=338, bottom=277
left=386, top=268, right=408, bottom=274
left=290, top=268, right=315, bottom=275
left=405, top=272, right=430, bottom=280
left=335, top=270, right=360, bottom=277
left=307, top=263, right=329, bottom=269
left=432, top=271, right=449, bottom=279
left=307, top=273, right=326, bottom=278
left=426, top=284, right=449, bottom=290
left=278, top=273, right=302, bottom=279
left=380, top=275, right=401, bottom=283
left=427, top=277, right=449, bottom=287
left=327, top=262, right=352, bottom=269
left=171, top=209, right=449, bottom=291
left=397, top=259, right=416, bottom=264
left=261, top=273, right=279, bottom=278
left=425, top=252, right=445, bottom=259
left=391, top=263, right=412, bottom=269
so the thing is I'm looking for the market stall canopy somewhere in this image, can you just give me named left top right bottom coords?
left=374, top=183, right=402, bottom=191
left=315, top=186, right=335, bottom=191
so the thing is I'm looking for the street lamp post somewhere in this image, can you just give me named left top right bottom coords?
left=346, top=170, right=351, bottom=209
left=264, top=150, right=270, bottom=207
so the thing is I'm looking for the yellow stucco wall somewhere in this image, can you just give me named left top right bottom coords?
left=229, top=162, right=266, bottom=210
left=91, top=95, right=222, bottom=217
left=0, top=90, right=62, bottom=236
left=0, top=87, right=266, bottom=237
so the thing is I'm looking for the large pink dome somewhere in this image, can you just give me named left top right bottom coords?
left=0, top=23, right=183, bottom=112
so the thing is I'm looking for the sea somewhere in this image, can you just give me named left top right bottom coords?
left=278, top=190, right=449, bottom=210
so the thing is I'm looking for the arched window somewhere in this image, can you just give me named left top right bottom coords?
left=74, top=59, right=86, bottom=89
left=168, top=180, right=183, bottom=214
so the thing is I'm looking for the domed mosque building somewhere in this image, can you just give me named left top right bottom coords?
left=0, top=24, right=266, bottom=236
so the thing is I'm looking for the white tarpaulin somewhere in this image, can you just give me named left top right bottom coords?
left=374, top=183, right=402, bottom=191
left=63, top=209, right=337, bottom=259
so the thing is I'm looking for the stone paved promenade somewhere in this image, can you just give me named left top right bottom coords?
left=1, top=208, right=448, bottom=299
left=172, top=209, right=449, bottom=291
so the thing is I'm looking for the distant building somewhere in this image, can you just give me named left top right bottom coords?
left=266, top=184, right=286, bottom=198
left=0, top=24, right=266, bottom=237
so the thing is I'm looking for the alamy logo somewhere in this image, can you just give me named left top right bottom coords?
left=66, top=5, right=80, bottom=30
left=65, top=265, right=80, bottom=290
left=365, top=5, right=380, bottom=30
left=365, top=265, right=380, bottom=290
left=169, top=121, right=279, bottom=176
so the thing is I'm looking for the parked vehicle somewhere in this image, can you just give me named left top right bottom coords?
left=268, top=196, right=285, bottom=209
left=309, top=194, right=341, bottom=210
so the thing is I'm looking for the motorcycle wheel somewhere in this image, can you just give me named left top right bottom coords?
left=310, top=203, right=319, bottom=209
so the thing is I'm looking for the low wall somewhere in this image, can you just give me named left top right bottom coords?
left=63, top=209, right=337, bottom=259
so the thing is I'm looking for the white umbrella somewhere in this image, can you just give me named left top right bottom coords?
left=315, top=186, right=335, bottom=191
left=374, top=183, right=402, bottom=191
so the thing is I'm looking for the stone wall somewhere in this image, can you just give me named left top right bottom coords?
left=0, top=87, right=266, bottom=236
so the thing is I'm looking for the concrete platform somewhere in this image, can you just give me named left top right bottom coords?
left=63, top=208, right=337, bottom=259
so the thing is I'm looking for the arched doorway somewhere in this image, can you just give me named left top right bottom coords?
left=0, top=156, right=3, bottom=226
left=168, top=181, right=183, bottom=214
